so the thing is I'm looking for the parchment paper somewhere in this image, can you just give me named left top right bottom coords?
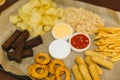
left=0, top=0, right=120, bottom=80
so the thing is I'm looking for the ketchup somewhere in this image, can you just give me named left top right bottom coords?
left=71, top=34, right=89, bottom=49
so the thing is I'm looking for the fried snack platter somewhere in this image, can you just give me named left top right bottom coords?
left=0, top=0, right=120, bottom=80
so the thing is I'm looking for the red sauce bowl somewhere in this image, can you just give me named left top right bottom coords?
left=69, top=33, right=91, bottom=52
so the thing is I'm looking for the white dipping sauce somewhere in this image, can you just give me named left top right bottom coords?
left=49, top=39, right=71, bottom=59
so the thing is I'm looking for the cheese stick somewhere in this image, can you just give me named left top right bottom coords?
left=92, top=56, right=113, bottom=69
left=84, top=50, right=107, bottom=59
left=95, top=64, right=103, bottom=75
left=85, top=56, right=94, bottom=65
left=72, top=64, right=83, bottom=80
left=79, top=65, right=92, bottom=80
left=75, top=55, right=86, bottom=65
left=85, top=56, right=103, bottom=75
left=89, top=64, right=100, bottom=80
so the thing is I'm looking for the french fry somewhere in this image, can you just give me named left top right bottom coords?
left=103, top=49, right=120, bottom=53
left=72, top=64, right=83, bottom=80
left=79, top=65, right=92, bottom=80
left=97, top=26, right=120, bottom=33
left=102, top=52, right=118, bottom=58
left=114, top=46, right=120, bottom=49
left=92, top=56, right=113, bottom=69
left=89, top=64, right=100, bottom=80
left=95, top=26, right=120, bottom=62
left=111, top=54, right=120, bottom=62
left=84, top=50, right=107, bottom=59
left=109, top=44, right=120, bottom=48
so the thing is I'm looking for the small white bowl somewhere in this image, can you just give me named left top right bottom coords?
left=49, top=39, right=71, bottom=59
left=69, top=33, right=91, bottom=52
left=52, top=22, right=74, bottom=40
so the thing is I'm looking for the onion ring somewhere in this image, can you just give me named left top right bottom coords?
left=45, top=74, right=55, bottom=80
left=48, top=59, right=65, bottom=74
left=55, top=66, right=70, bottom=80
left=35, top=52, right=51, bottom=64
left=28, top=63, right=48, bottom=79
left=28, top=63, right=36, bottom=76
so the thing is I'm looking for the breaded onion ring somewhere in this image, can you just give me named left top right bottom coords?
left=35, top=52, right=51, bottom=64
left=55, top=66, right=70, bottom=80
left=48, top=59, right=65, bottom=74
left=28, top=64, right=48, bottom=79
left=45, top=74, right=55, bottom=80
left=28, top=63, right=36, bottom=76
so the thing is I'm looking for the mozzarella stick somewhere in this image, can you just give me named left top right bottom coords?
left=85, top=56, right=103, bottom=75
left=72, top=65, right=83, bottom=80
left=75, top=55, right=86, bottom=65
left=84, top=50, right=107, bottom=59
left=89, top=64, right=100, bottom=80
left=79, top=65, right=92, bottom=80
left=95, top=64, right=103, bottom=75
left=85, top=56, right=94, bottom=65
left=92, top=56, right=113, bottom=69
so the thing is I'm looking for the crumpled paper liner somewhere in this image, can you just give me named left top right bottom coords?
left=0, top=0, right=120, bottom=80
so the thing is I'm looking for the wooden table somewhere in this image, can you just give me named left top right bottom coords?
left=0, top=0, right=18, bottom=13
left=0, top=0, right=120, bottom=13
left=78, top=0, right=120, bottom=11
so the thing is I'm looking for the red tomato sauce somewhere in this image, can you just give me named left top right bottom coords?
left=71, top=34, right=89, bottom=49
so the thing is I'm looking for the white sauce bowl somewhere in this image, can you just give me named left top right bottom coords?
left=49, top=39, right=71, bottom=59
